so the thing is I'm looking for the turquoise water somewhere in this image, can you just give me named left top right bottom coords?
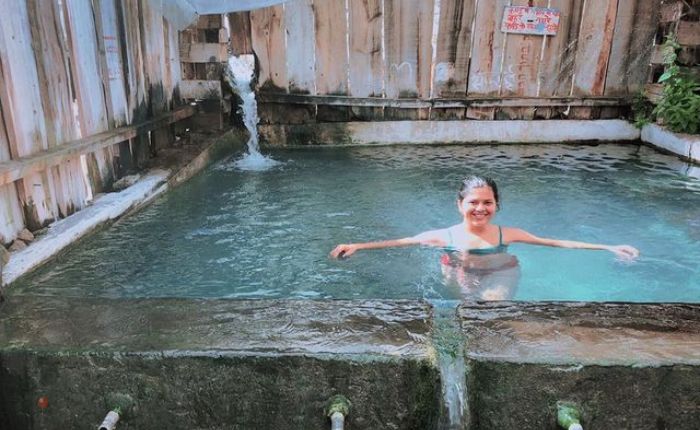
left=13, top=144, right=700, bottom=302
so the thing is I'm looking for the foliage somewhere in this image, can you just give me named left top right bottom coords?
left=652, top=36, right=700, bottom=135
left=631, top=91, right=654, bottom=129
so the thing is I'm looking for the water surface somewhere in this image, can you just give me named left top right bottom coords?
left=13, top=144, right=700, bottom=302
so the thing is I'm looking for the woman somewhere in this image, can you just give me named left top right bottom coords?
left=330, top=175, right=639, bottom=300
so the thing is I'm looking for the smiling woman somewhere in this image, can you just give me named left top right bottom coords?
left=330, top=175, right=639, bottom=300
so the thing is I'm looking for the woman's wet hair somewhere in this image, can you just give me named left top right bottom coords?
left=458, top=175, right=500, bottom=209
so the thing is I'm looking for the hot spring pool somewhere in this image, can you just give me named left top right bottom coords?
left=12, top=143, right=700, bottom=303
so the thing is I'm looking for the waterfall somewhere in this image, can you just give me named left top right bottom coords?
left=225, top=55, right=280, bottom=171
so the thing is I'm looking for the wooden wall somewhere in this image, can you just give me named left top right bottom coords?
left=228, top=0, right=662, bottom=123
left=0, top=0, right=184, bottom=243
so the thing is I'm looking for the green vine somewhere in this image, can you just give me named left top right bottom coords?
left=652, top=36, right=700, bottom=134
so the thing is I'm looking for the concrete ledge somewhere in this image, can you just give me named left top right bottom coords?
left=642, top=124, right=700, bottom=163
left=0, top=298, right=440, bottom=429
left=2, top=171, right=170, bottom=287
left=260, top=120, right=641, bottom=146
left=460, top=302, right=700, bottom=429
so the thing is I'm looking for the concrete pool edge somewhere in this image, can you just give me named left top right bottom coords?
left=259, top=119, right=642, bottom=146
left=0, top=298, right=442, bottom=429
left=1, top=298, right=699, bottom=428
left=1, top=130, right=246, bottom=288
left=461, top=301, right=700, bottom=429
left=642, top=123, right=700, bottom=164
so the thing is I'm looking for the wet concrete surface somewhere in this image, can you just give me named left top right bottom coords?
left=0, top=296, right=432, bottom=356
left=460, top=302, right=700, bottom=429
left=459, top=301, right=700, bottom=366
left=0, top=297, right=440, bottom=429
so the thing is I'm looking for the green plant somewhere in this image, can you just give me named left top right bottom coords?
left=653, top=36, right=700, bottom=134
left=631, top=91, right=654, bottom=129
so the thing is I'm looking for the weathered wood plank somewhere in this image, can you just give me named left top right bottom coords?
left=384, top=0, right=434, bottom=120
left=179, top=80, right=223, bottom=99
left=500, top=0, right=548, bottom=98
left=348, top=0, right=383, bottom=97
left=677, top=21, right=700, bottom=46
left=285, top=0, right=316, bottom=94
left=466, top=0, right=510, bottom=119
left=165, top=18, right=182, bottom=107
left=96, top=0, right=130, bottom=127
left=538, top=0, right=585, bottom=97
left=572, top=0, right=619, bottom=96
left=384, top=0, right=434, bottom=99
left=64, top=0, right=114, bottom=191
left=180, top=42, right=228, bottom=63
left=348, top=0, right=384, bottom=120
left=229, top=12, right=253, bottom=55
left=250, top=4, right=287, bottom=91
left=467, top=0, right=510, bottom=97
left=433, top=0, right=476, bottom=98
left=660, top=1, right=683, bottom=23
left=118, top=0, right=150, bottom=168
left=0, top=106, right=194, bottom=187
left=140, top=0, right=172, bottom=152
left=314, top=0, right=349, bottom=95
left=605, top=0, right=660, bottom=95
left=0, top=0, right=59, bottom=228
left=27, top=0, right=90, bottom=215
left=197, top=14, right=222, bottom=29
left=0, top=92, right=25, bottom=242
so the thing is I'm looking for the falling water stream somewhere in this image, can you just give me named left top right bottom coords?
left=225, top=55, right=279, bottom=171
left=431, top=300, right=467, bottom=429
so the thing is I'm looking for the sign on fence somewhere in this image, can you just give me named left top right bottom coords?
left=501, top=6, right=560, bottom=36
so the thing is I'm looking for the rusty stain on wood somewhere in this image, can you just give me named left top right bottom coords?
left=572, top=0, right=619, bottom=96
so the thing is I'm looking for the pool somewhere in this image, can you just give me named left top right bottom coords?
left=12, top=143, right=700, bottom=303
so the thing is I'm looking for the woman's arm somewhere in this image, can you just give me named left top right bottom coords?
left=330, top=229, right=448, bottom=258
left=505, top=228, right=640, bottom=260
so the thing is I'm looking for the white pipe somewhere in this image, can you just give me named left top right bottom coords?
left=330, top=411, right=345, bottom=430
left=98, top=411, right=120, bottom=430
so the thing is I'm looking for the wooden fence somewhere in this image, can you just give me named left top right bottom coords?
left=0, top=0, right=185, bottom=243
left=229, top=0, right=662, bottom=123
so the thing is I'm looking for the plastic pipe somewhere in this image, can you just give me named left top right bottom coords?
left=98, top=411, right=120, bottom=430
left=99, top=392, right=134, bottom=430
left=330, top=411, right=345, bottom=430
left=326, top=395, right=351, bottom=430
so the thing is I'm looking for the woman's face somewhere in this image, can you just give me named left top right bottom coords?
left=458, top=186, right=497, bottom=228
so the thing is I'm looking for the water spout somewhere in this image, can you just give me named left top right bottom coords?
left=225, top=55, right=280, bottom=171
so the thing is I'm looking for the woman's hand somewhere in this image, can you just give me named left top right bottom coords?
left=607, top=245, right=640, bottom=261
left=330, top=244, right=360, bottom=258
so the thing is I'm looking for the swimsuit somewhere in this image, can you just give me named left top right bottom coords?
left=445, top=225, right=508, bottom=255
